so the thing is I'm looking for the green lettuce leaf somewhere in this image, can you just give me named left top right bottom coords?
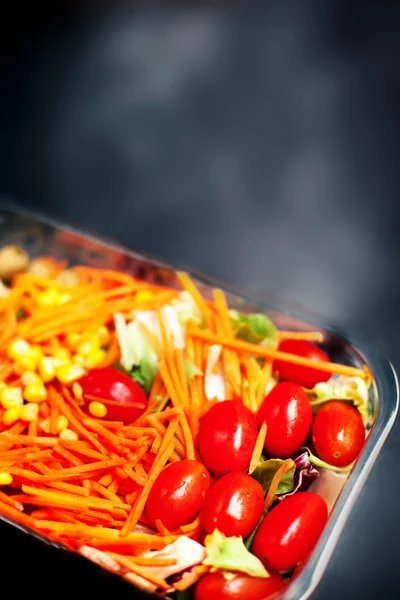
left=185, top=360, right=203, bottom=383
left=203, top=529, right=269, bottom=578
left=304, top=375, right=370, bottom=416
left=251, top=459, right=296, bottom=496
left=129, top=343, right=158, bottom=394
left=229, top=310, right=277, bottom=346
left=302, top=447, right=353, bottom=473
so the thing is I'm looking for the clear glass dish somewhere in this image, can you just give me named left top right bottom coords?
left=0, top=202, right=398, bottom=600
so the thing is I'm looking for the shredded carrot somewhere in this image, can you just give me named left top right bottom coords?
left=277, top=330, right=324, bottom=342
left=248, top=422, right=267, bottom=474
left=264, top=459, right=296, bottom=511
left=190, top=328, right=368, bottom=379
left=107, top=552, right=170, bottom=590
left=177, top=272, right=212, bottom=328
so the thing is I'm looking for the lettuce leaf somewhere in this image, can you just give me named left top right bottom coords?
left=203, top=529, right=269, bottom=578
left=304, top=375, right=370, bottom=415
left=204, top=345, right=226, bottom=401
left=114, top=313, right=159, bottom=393
left=185, top=360, right=203, bottom=383
left=251, top=459, right=296, bottom=496
left=276, top=452, right=319, bottom=500
left=229, top=310, right=277, bottom=346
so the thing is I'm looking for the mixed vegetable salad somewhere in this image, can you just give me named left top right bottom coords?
left=0, top=245, right=372, bottom=599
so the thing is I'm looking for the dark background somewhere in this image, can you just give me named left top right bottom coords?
left=1, top=1, right=400, bottom=598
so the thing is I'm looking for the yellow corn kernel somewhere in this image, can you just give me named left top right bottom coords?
left=72, top=382, right=83, bottom=401
left=136, top=290, right=154, bottom=303
left=40, top=418, right=50, bottom=433
left=0, top=382, right=6, bottom=392
left=41, top=415, right=68, bottom=433
left=59, top=428, right=78, bottom=441
left=3, top=406, right=22, bottom=425
left=55, top=269, right=80, bottom=287
left=72, top=353, right=85, bottom=366
left=38, top=287, right=62, bottom=306
left=59, top=293, right=72, bottom=304
left=0, top=473, right=13, bottom=485
left=0, top=387, right=24, bottom=409
left=15, top=353, right=37, bottom=373
left=20, top=403, right=39, bottom=422
left=30, top=346, right=44, bottom=361
left=56, top=415, right=69, bottom=431
left=66, top=333, right=81, bottom=348
left=77, top=335, right=100, bottom=357
left=21, top=371, right=42, bottom=386
left=38, top=356, right=56, bottom=382
left=7, top=338, right=30, bottom=360
left=84, top=348, right=106, bottom=369
left=23, top=383, right=47, bottom=403
left=56, top=364, right=85, bottom=385
left=88, top=401, right=107, bottom=418
left=96, top=326, right=110, bottom=345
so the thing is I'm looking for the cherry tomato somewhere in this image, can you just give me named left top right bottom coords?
left=79, top=367, right=147, bottom=423
left=194, top=571, right=285, bottom=600
left=273, top=340, right=331, bottom=388
left=257, top=382, right=312, bottom=458
left=197, top=400, right=258, bottom=476
left=145, top=459, right=210, bottom=531
left=202, top=472, right=264, bottom=538
left=252, top=492, right=328, bottom=572
left=311, top=400, right=365, bottom=467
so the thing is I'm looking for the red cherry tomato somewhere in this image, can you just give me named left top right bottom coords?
left=311, top=400, right=366, bottom=467
left=197, top=400, right=259, bottom=476
left=257, top=382, right=312, bottom=458
left=202, top=472, right=264, bottom=538
left=79, top=367, right=147, bottom=423
left=194, top=571, right=285, bottom=600
left=252, top=492, right=328, bottom=572
left=145, top=459, right=210, bottom=531
left=273, top=340, right=331, bottom=388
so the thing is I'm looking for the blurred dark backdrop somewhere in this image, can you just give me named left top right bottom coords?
left=1, top=1, right=400, bottom=598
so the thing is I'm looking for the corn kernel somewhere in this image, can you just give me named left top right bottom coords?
left=38, top=356, right=56, bottom=382
left=88, top=401, right=107, bottom=418
left=59, top=293, right=72, bottom=304
left=15, top=353, right=37, bottom=373
left=7, top=338, right=30, bottom=360
left=72, top=353, right=85, bottom=366
left=3, top=406, right=22, bottom=425
left=59, top=428, right=78, bottom=441
left=0, top=473, right=13, bottom=485
left=96, top=326, right=110, bottom=345
left=84, top=348, right=106, bottom=369
left=38, top=288, right=62, bottom=306
left=136, top=290, right=154, bottom=303
left=41, top=415, right=68, bottom=433
left=20, top=403, right=39, bottom=422
left=72, top=382, right=83, bottom=401
left=0, top=382, right=6, bottom=392
left=0, top=387, right=24, bottom=409
left=55, top=269, right=80, bottom=287
left=57, top=415, right=69, bottom=431
left=23, top=383, right=47, bottom=403
left=56, top=364, right=85, bottom=385
left=21, top=371, right=42, bottom=386
left=77, top=336, right=100, bottom=357
left=66, top=333, right=81, bottom=348
left=52, top=347, right=71, bottom=368
left=40, top=418, right=50, bottom=433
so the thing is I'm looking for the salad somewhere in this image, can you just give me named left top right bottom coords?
left=0, top=246, right=372, bottom=599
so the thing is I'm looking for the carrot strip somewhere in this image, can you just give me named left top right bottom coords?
left=0, top=498, right=37, bottom=530
left=128, top=556, right=177, bottom=567
left=248, top=422, right=267, bottom=475
left=34, top=458, right=127, bottom=482
left=56, top=397, right=108, bottom=454
left=121, top=438, right=175, bottom=536
left=0, top=489, right=23, bottom=511
left=155, top=518, right=171, bottom=536
left=190, top=329, right=368, bottom=379
left=21, top=484, right=129, bottom=510
left=177, top=272, right=212, bottom=328
left=82, top=419, right=130, bottom=455
left=277, top=330, right=324, bottom=342
left=264, top=459, right=296, bottom=511
left=179, top=413, right=195, bottom=460
left=107, top=552, right=169, bottom=590
left=175, top=565, right=210, bottom=591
